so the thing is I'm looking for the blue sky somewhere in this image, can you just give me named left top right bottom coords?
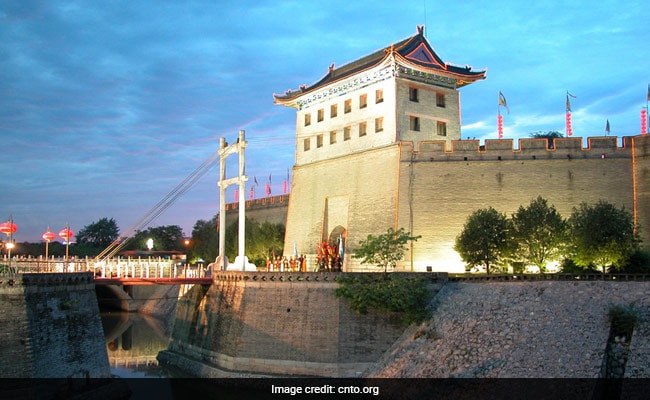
left=1, top=0, right=648, bottom=243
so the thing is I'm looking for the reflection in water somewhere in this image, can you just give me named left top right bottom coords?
left=100, top=311, right=171, bottom=378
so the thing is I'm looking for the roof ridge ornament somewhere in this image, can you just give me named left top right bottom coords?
left=417, top=25, right=425, bottom=35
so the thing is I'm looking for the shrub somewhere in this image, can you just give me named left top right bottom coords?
left=335, top=274, right=430, bottom=325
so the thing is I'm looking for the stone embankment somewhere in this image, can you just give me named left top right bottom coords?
left=365, top=281, right=650, bottom=378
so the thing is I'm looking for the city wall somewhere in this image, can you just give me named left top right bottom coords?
left=158, top=273, right=650, bottom=378
left=0, top=273, right=111, bottom=378
left=397, top=135, right=650, bottom=271
left=368, top=279, right=650, bottom=378
left=158, top=271, right=431, bottom=377
left=224, top=194, right=289, bottom=227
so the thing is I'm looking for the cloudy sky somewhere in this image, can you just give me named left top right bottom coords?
left=1, top=0, right=648, bottom=243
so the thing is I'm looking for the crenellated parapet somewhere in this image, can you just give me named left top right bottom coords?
left=402, top=136, right=634, bottom=162
left=224, top=194, right=289, bottom=212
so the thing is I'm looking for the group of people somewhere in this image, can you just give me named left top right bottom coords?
left=263, top=240, right=345, bottom=272
left=265, top=255, right=307, bottom=272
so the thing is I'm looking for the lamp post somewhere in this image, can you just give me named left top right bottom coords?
left=146, top=238, right=154, bottom=251
left=58, top=224, right=74, bottom=265
left=42, top=228, right=56, bottom=270
left=0, top=216, right=18, bottom=268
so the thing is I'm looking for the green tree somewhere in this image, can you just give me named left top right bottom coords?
left=567, top=201, right=640, bottom=273
left=511, top=196, right=567, bottom=272
left=190, top=216, right=218, bottom=263
left=529, top=131, right=563, bottom=149
left=353, top=227, right=421, bottom=272
left=127, top=225, right=185, bottom=252
left=224, top=218, right=285, bottom=267
left=76, top=217, right=120, bottom=248
left=454, top=207, right=513, bottom=274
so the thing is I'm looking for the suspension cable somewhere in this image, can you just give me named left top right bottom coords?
left=95, top=148, right=222, bottom=262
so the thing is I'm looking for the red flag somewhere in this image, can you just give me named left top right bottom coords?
left=234, top=189, right=239, bottom=202
left=265, top=182, right=271, bottom=197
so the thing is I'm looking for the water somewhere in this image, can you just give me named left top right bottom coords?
left=100, top=311, right=172, bottom=378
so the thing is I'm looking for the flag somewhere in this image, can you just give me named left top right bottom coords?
left=605, top=119, right=610, bottom=134
left=647, top=83, right=650, bottom=101
left=268, top=173, right=272, bottom=183
left=265, top=182, right=271, bottom=197
left=566, top=92, right=576, bottom=112
left=234, top=188, right=238, bottom=202
left=253, top=176, right=258, bottom=186
left=498, top=91, right=509, bottom=114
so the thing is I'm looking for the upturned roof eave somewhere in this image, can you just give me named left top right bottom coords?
left=273, top=29, right=486, bottom=104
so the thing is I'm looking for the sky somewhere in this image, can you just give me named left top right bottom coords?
left=1, top=0, right=648, bottom=244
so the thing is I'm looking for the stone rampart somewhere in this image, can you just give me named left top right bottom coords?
left=159, top=271, right=445, bottom=377
left=0, top=273, right=110, bottom=378
left=397, top=135, right=650, bottom=271
left=160, top=275, right=650, bottom=378
left=367, top=280, right=650, bottom=378
left=224, top=194, right=289, bottom=226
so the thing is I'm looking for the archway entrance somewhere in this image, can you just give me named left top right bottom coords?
left=316, top=226, right=346, bottom=271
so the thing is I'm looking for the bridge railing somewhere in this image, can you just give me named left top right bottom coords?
left=0, top=256, right=208, bottom=279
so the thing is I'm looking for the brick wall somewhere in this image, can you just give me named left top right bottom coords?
left=162, top=272, right=418, bottom=377
left=397, top=136, right=641, bottom=272
left=284, top=145, right=400, bottom=269
left=0, top=273, right=110, bottom=378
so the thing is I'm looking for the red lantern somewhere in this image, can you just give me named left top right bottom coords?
left=42, top=230, right=56, bottom=242
left=59, top=227, right=74, bottom=240
left=0, top=221, right=18, bottom=236
left=566, top=112, right=573, bottom=137
left=641, top=109, right=647, bottom=135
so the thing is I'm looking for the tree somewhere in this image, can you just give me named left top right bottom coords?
left=454, top=207, right=513, bottom=274
left=224, top=217, right=285, bottom=267
left=190, top=216, right=218, bottom=263
left=511, top=196, right=567, bottom=272
left=76, top=218, right=120, bottom=248
left=567, top=201, right=640, bottom=273
left=127, top=225, right=185, bottom=252
left=353, top=227, right=420, bottom=272
left=529, top=131, right=563, bottom=149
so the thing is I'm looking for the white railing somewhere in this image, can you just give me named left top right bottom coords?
left=0, top=256, right=208, bottom=279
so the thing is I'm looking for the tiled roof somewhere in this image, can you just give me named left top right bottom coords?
left=275, top=27, right=486, bottom=102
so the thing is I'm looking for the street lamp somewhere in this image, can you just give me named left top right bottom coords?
left=0, top=216, right=18, bottom=268
left=58, top=224, right=74, bottom=264
left=146, top=238, right=154, bottom=251
left=42, top=228, right=56, bottom=270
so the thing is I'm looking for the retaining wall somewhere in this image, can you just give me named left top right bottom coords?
left=160, top=274, right=650, bottom=378
left=159, top=272, right=444, bottom=377
left=0, top=273, right=110, bottom=378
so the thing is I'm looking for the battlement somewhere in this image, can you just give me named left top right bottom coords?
left=402, top=136, right=637, bottom=162
left=224, top=194, right=289, bottom=212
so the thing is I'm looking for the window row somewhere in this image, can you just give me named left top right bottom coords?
left=408, top=87, right=446, bottom=108
left=304, top=89, right=384, bottom=126
left=409, top=116, right=447, bottom=136
left=303, top=118, right=384, bottom=151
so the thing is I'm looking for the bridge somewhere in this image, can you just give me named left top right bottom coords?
left=1, top=256, right=213, bottom=286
